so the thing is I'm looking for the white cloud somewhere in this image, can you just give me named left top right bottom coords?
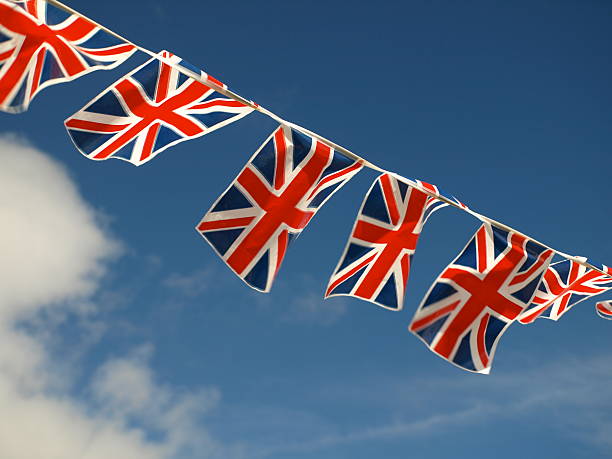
left=0, top=134, right=118, bottom=321
left=0, top=135, right=227, bottom=459
left=0, top=378, right=166, bottom=459
left=92, top=346, right=223, bottom=458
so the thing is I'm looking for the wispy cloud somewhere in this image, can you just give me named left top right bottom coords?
left=91, top=345, right=223, bottom=458
left=227, top=353, right=612, bottom=458
left=250, top=403, right=491, bottom=458
left=163, top=268, right=216, bottom=298
left=279, top=292, right=347, bottom=326
left=254, top=274, right=348, bottom=326
left=162, top=267, right=348, bottom=326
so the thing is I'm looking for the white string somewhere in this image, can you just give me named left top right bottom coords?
left=44, top=0, right=610, bottom=277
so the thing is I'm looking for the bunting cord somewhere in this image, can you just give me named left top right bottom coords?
left=44, top=0, right=610, bottom=278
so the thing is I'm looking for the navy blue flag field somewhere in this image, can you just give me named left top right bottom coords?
left=409, top=223, right=554, bottom=373
left=0, top=0, right=135, bottom=113
left=325, top=173, right=447, bottom=311
left=517, top=259, right=612, bottom=324
left=196, top=124, right=363, bottom=292
left=65, top=50, right=253, bottom=166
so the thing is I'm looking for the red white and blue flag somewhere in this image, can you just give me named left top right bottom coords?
left=409, top=223, right=553, bottom=373
left=196, top=125, right=363, bottom=292
left=325, top=173, right=447, bottom=310
left=596, top=301, right=612, bottom=320
left=65, top=50, right=252, bottom=166
left=517, top=260, right=612, bottom=324
left=0, top=0, right=135, bottom=113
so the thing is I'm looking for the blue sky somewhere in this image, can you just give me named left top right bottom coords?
left=0, top=0, right=611, bottom=458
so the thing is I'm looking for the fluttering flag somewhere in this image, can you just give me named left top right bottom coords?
left=325, top=173, right=447, bottom=310
left=517, top=259, right=612, bottom=324
left=196, top=124, right=363, bottom=292
left=409, top=223, right=554, bottom=373
left=0, top=0, right=135, bottom=113
left=595, top=301, right=612, bottom=320
left=65, top=50, right=253, bottom=166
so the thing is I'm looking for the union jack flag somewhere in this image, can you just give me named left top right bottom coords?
left=65, top=50, right=253, bottom=166
left=596, top=301, right=612, bottom=320
left=0, top=0, right=135, bottom=113
left=409, top=223, right=554, bottom=373
left=325, top=173, right=447, bottom=310
left=517, top=260, right=612, bottom=324
left=196, top=125, right=363, bottom=292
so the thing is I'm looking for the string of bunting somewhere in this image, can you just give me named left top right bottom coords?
left=2, top=0, right=610, bottom=374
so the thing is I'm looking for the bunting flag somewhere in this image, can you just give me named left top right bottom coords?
left=325, top=173, right=447, bottom=310
left=409, top=223, right=553, bottom=373
left=0, top=0, right=135, bottom=113
left=64, top=50, right=252, bottom=166
left=517, top=259, right=612, bottom=324
left=196, top=125, right=363, bottom=292
left=595, top=301, right=612, bottom=320
left=409, top=177, right=469, bottom=211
